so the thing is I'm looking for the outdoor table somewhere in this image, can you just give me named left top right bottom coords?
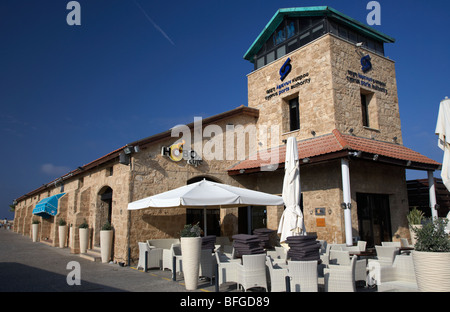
left=349, top=248, right=376, bottom=259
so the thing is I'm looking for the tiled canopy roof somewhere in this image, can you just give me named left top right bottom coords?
left=228, top=129, right=440, bottom=175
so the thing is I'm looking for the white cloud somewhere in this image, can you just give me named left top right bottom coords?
left=41, top=164, right=71, bottom=177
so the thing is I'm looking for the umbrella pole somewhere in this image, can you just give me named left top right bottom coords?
left=204, top=207, right=207, bottom=236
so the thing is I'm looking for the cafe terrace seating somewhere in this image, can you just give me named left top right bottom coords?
left=324, top=255, right=358, bottom=292
left=368, top=255, right=418, bottom=292
left=137, top=242, right=163, bottom=270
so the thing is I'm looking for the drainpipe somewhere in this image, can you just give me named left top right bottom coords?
left=341, top=159, right=353, bottom=246
left=428, top=171, right=438, bottom=219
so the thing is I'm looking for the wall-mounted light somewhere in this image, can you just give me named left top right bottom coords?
left=302, top=158, right=310, bottom=163
left=350, top=151, right=362, bottom=158
left=348, top=128, right=354, bottom=135
left=341, top=203, right=351, bottom=209
left=311, top=130, right=316, bottom=137
left=239, top=169, right=245, bottom=174
left=373, top=154, right=379, bottom=161
left=134, top=146, right=141, bottom=153
left=393, top=137, right=398, bottom=144
left=123, top=146, right=133, bottom=155
left=328, top=209, right=332, bottom=215
left=406, top=160, right=412, bottom=167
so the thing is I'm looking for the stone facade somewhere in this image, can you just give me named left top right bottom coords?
left=13, top=23, right=428, bottom=264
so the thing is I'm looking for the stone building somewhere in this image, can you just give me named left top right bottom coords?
left=13, top=7, right=440, bottom=264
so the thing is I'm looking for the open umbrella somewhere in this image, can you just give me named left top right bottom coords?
left=278, top=137, right=306, bottom=243
left=435, top=96, right=450, bottom=191
left=128, top=179, right=284, bottom=235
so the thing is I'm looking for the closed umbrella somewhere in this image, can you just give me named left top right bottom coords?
left=278, top=137, right=306, bottom=243
left=128, top=179, right=284, bottom=235
left=435, top=96, right=450, bottom=191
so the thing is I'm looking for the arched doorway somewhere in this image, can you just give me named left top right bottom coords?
left=186, top=176, right=221, bottom=236
left=95, top=186, right=113, bottom=246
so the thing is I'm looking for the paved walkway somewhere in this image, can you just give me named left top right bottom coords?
left=0, top=229, right=220, bottom=292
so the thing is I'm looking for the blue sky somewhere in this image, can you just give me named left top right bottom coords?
left=1, top=0, right=449, bottom=220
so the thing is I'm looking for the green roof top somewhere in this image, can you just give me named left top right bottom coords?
left=243, top=6, right=395, bottom=62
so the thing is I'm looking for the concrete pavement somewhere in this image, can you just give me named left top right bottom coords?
left=0, top=228, right=220, bottom=292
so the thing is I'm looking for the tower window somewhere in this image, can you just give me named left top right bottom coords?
left=289, top=98, right=300, bottom=131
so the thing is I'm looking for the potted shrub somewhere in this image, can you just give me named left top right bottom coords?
left=58, top=218, right=67, bottom=248
left=79, top=219, right=89, bottom=254
left=100, top=221, right=113, bottom=263
left=407, top=207, right=424, bottom=245
left=412, top=218, right=450, bottom=292
left=32, top=218, right=40, bottom=242
left=179, top=222, right=203, bottom=290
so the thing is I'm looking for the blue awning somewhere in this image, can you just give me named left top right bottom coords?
left=33, top=193, right=66, bottom=218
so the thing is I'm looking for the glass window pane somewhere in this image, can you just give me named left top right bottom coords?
left=273, top=25, right=286, bottom=45
left=256, top=56, right=265, bottom=69
left=277, top=45, right=286, bottom=58
left=266, top=51, right=275, bottom=64
left=287, top=39, right=298, bottom=53
left=339, top=26, right=348, bottom=40
left=312, top=23, right=324, bottom=33
left=286, top=20, right=296, bottom=39
left=349, top=31, right=357, bottom=43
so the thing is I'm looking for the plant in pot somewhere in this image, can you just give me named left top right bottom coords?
left=79, top=219, right=89, bottom=254
left=58, top=218, right=67, bottom=248
left=179, top=222, right=203, bottom=290
left=412, top=217, right=450, bottom=292
left=32, top=218, right=40, bottom=242
left=406, top=207, right=424, bottom=246
left=100, top=221, right=113, bottom=263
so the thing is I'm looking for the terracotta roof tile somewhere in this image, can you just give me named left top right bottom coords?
left=228, top=129, right=440, bottom=173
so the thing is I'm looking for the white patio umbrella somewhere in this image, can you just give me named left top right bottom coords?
left=278, top=137, right=306, bottom=244
left=128, top=179, right=284, bottom=235
left=435, top=96, right=450, bottom=191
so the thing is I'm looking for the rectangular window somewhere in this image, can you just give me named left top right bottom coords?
left=276, top=45, right=286, bottom=58
left=266, top=51, right=275, bottom=64
left=361, top=93, right=370, bottom=127
left=256, top=56, right=265, bottom=69
left=289, top=98, right=300, bottom=131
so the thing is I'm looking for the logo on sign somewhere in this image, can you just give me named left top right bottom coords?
left=279, top=58, right=292, bottom=81
left=360, top=55, right=372, bottom=73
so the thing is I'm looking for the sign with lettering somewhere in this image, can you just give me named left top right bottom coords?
left=265, top=72, right=311, bottom=101
left=346, top=70, right=388, bottom=95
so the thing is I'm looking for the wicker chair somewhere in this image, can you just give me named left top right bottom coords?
left=370, top=246, right=399, bottom=266
left=287, top=260, right=318, bottom=292
left=266, top=256, right=288, bottom=292
left=215, top=251, right=239, bottom=289
left=329, top=250, right=367, bottom=286
left=137, top=242, right=163, bottom=270
left=357, top=240, right=367, bottom=251
left=162, top=243, right=182, bottom=274
left=236, top=254, right=268, bottom=291
left=369, top=255, right=418, bottom=292
left=382, top=241, right=401, bottom=247
left=199, top=249, right=216, bottom=284
left=324, top=255, right=357, bottom=292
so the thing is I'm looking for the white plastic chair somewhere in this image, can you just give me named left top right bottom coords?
left=237, top=254, right=268, bottom=291
left=287, top=260, right=318, bottom=292
left=137, top=242, right=163, bottom=270
left=266, top=256, right=288, bottom=292
left=324, top=255, right=357, bottom=292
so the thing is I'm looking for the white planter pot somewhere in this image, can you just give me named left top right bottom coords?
left=409, top=224, right=422, bottom=246
left=100, top=230, right=113, bottom=263
left=180, top=237, right=202, bottom=290
left=79, top=228, right=89, bottom=253
left=32, top=224, right=39, bottom=242
left=412, top=250, right=450, bottom=292
left=58, top=225, right=67, bottom=248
